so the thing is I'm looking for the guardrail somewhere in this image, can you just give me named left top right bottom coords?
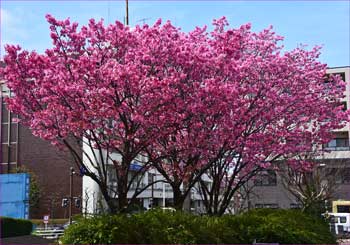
left=33, top=227, right=65, bottom=240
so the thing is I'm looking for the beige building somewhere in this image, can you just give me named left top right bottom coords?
left=246, top=66, right=350, bottom=213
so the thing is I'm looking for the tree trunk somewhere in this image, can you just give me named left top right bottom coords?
left=99, top=183, right=118, bottom=214
left=173, top=188, right=185, bottom=211
left=117, top=175, right=128, bottom=213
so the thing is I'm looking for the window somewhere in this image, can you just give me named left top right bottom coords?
left=165, top=183, right=172, bottom=191
left=335, top=168, right=350, bottom=185
left=107, top=166, right=117, bottom=184
left=148, top=173, right=155, bottom=185
left=254, top=170, right=277, bottom=186
left=337, top=205, right=350, bottom=213
left=128, top=172, right=144, bottom=189
left=342, top=169, right=350, bottom=184
left=324, top=132, right=349, bottom=151
left=330, top=216, right=339, bottom=223
left=341, top=102, right=347, bottom=112
left=325, top=72, right=346, bottom=82
left=255, top=203, right=279, bottom=209
left=324, top=72, right=346, bottom=93
left=0, top=82, right=10, bottom=97
left=333, top=72, right=346, bottom=81
left=290, top=203, right=303, bottom=209
left=340, top=217, right=347, bottom=223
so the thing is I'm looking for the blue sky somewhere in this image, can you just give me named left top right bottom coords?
left=1, top=0, right=349, bottom=67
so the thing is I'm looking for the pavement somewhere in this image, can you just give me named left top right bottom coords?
left=1, top=235, right=56, bottom=244
left=338, top=238, right=350, bottom=244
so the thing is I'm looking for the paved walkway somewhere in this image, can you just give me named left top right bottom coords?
left=1, top=235, right=56, bottom=244
left=338, top=238, right=350, bottom=244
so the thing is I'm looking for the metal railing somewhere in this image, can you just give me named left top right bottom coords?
left=33, top=227, right=65, bottom=240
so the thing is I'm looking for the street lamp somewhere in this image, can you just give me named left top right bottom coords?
left=163, top=182, right=166, bottom=208
left=69, top=167, right=75, bottom=225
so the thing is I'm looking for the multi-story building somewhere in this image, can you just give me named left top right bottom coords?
left=0, top=61, right=82, bottom=219
left=82, top=152, right=208, bottom=214
left=247, top=66, right=350, bottom=212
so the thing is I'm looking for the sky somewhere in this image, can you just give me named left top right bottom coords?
left=0, top=0, right=349, bottom=67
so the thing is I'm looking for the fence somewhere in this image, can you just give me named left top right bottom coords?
left=33, top=226, right=65, bottom=240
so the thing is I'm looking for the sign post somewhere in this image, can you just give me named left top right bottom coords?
left=43, top=215, right=50, bottom=230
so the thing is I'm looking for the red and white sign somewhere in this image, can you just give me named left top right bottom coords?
left=43, top=215, right=50, bottom=224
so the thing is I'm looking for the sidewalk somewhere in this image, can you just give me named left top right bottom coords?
left=338, top=238, right=350, bottom=245
left=1, top=235, right=56, bottom=244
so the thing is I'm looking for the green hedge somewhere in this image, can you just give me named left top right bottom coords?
left=60, top=209, right=336, bottom=244
left=0, top=216, right=33, bottom=238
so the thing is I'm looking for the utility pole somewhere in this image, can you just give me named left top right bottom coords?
left=125, top=0, right=129, bottom=26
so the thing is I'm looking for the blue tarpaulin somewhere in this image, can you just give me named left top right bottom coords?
left=0, top=173, right=30, bottom=219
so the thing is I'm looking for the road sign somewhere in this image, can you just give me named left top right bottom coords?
left=43, top=215, right=50, bottom=224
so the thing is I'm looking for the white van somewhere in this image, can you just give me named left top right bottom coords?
left=326, top=213, right=350, bottom=235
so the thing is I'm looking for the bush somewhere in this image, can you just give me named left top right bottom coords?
left=223, top=209, right=336, bottom=244
left=60, top=208, right=336, bottom=244
left=0, top=216, right=33, bottom=238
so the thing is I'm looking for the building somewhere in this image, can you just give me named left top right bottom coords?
left=246, top=66, right=350, bottom=212
left=82, top=151, right=208, bottom=214
left=0, top=64, right=82, bottom=219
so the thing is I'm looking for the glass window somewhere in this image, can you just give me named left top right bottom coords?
left=254, top=170, right=277, bottom=186
left=337, top=205, right=350, bottom=213
left=340, top=217, right=347, bottom=223
left=0, top=82, right=10, bottom=97
left=255, top=203, right=279, bottom=209
left=325, top=72, right=346, bottom=82
left=341, top=102, right=347, bottom=112
left=334, top=72, right=346, bottom=81
left=335, top=169, right=350, bottom=185
left=290, top=203, right=302, bottom=209
left=264, top=203, right=279, bottom=209
left=148, top=173, right=155, bottom=185
left=329, top=216, right=338, bottom=223
left=324, top=132, right=349, bottom=151
left=1, top=101, right=9, bottom=121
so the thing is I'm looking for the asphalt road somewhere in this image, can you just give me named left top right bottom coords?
left=1, top=235, right=56, bottom=244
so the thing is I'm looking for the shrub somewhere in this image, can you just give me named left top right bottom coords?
left=225, top=209, right=336, bottom=244
left=0, top=216, right=33, bottom=238
left=60, top=208, right=336, bottom=244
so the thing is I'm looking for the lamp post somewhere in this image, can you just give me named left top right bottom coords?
left=163, top=182, right=166, bottom=208
left=69, top=167, right=75, bottom=225
left=151, top=173, right=154, bottom=208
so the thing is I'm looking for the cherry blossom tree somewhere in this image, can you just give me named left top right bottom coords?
left=1, top=15, right=346, bottom=214
left=1, top=15, right=181, bottom=213
left=147, top=17, right=347, bottom=214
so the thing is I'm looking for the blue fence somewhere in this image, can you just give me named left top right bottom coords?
left=0, top=173, right=30, bottom=219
